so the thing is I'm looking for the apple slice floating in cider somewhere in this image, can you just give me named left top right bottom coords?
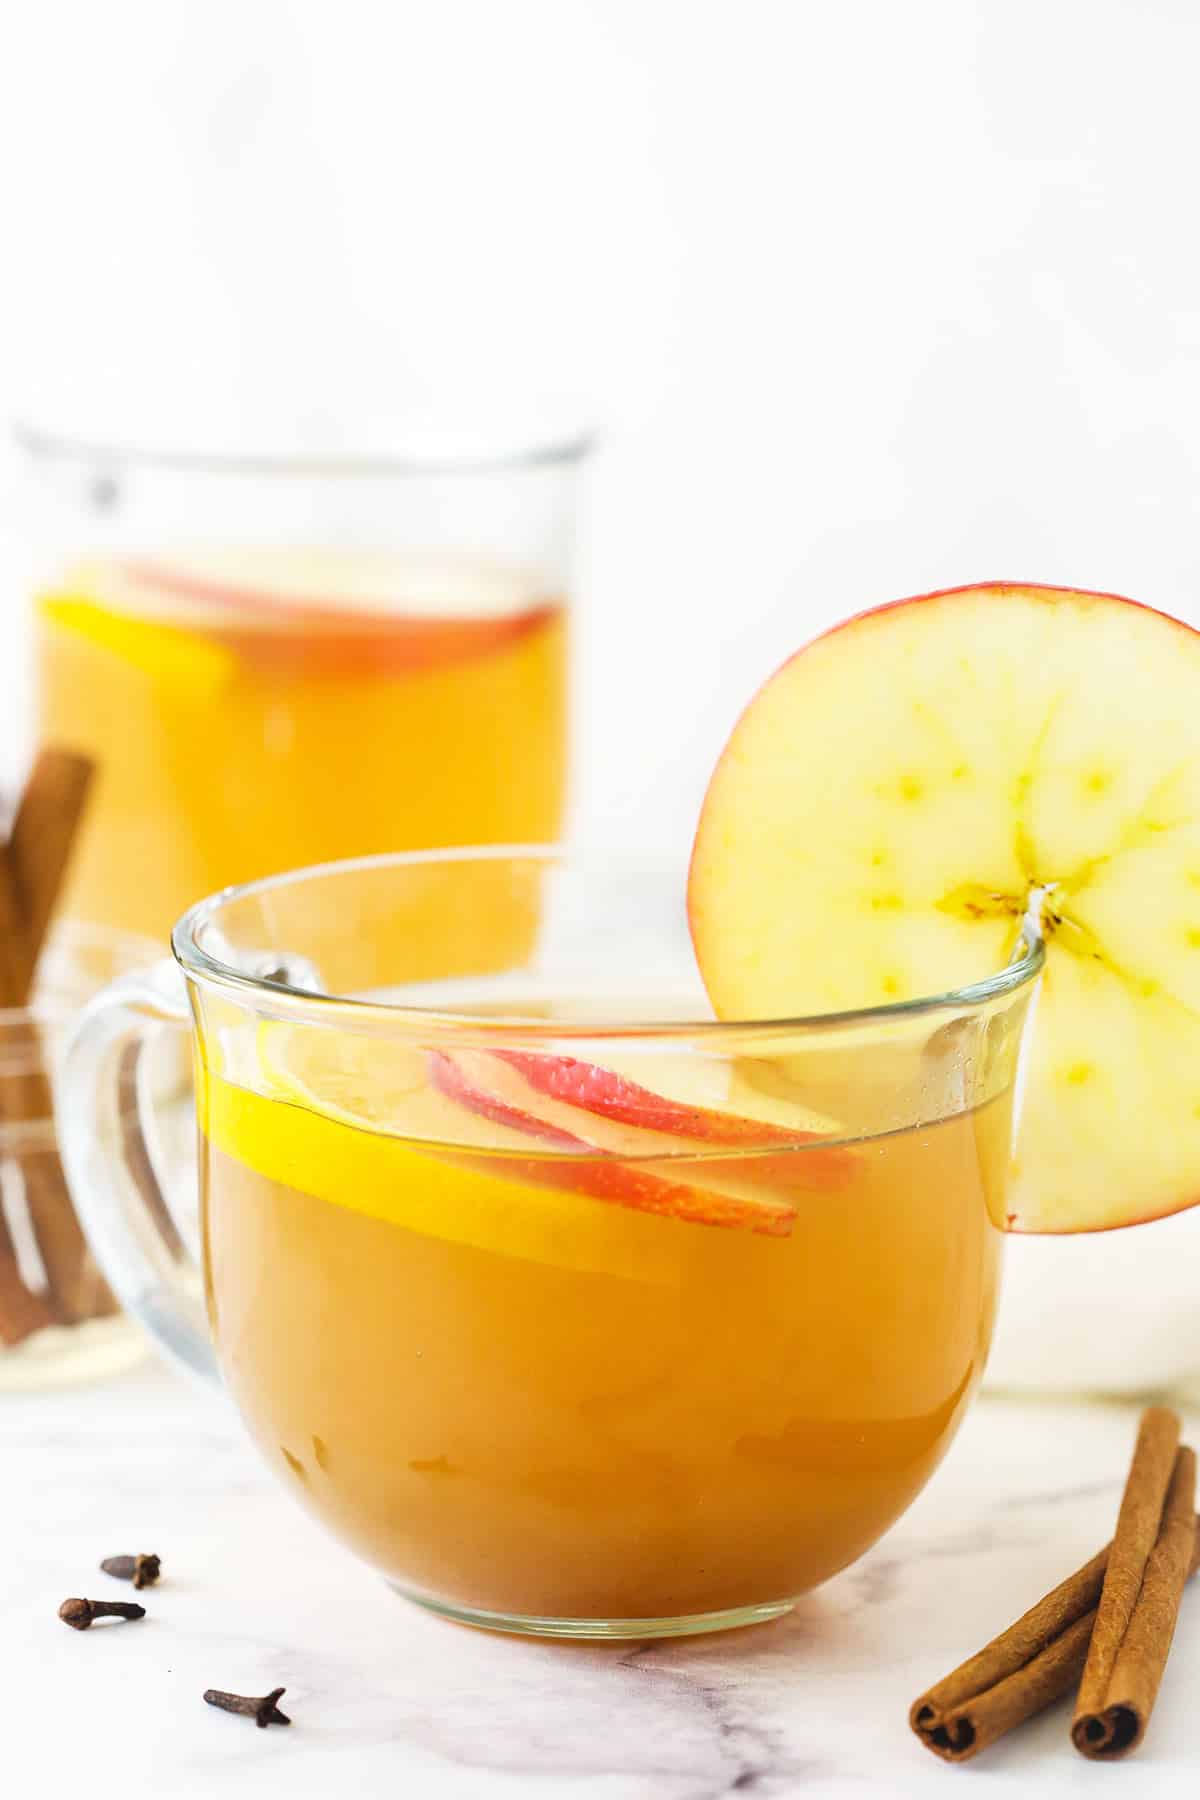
left=689, top=580, right=1200, bottom=1234
left=125, top=547, right=545, bottom=619
left=429, top=1049, right=800, bottom=1236
left=488, top=1049, right=855, bottom=1190
left=114, top=551, right=559, bottom=676
left=247, top=1023, right=797, bottom=1251
left=428, top=1048, right=596, bottom=1153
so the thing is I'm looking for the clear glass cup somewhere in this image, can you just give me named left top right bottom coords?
left=0, top=922, right=159, bottom=1391
left=60, top=848, right=1041, bottom=1638
left=18, top=424, right=589, bottom=940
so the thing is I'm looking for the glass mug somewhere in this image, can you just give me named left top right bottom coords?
left=19, top=424, right=588, bottom=939
left=61, top=849, right=1041, bottom=1639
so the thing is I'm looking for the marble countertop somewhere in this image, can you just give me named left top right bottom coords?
left=5, top=1359, right=1196, bottom=1798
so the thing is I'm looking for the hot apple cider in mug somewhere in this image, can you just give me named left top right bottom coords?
left=199, top=1023, right=1006, bottom=1623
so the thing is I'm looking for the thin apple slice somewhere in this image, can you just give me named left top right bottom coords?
left=49, top=551, right=558, bottom=678
left=125, top=547, right=541, bottom=620
left=492, top=1048, right=819, bottom=1142
left=688, top=581, right=1200, bottom=1234
left=430, top=1049, right=797, bottom=1235
left=212, top=604, right=557, bottom=677
left=247, top=1022, right=795, bottom=1246
left=483, top=1153, right=796, bottom=1237
left=426, top=1048, right=596, bottom=1153
left=127, top=554, right=558, bottom=674
left=489, top=1048, right=855, bottom=1189
left=202, top=1051, right=682, bottom=1286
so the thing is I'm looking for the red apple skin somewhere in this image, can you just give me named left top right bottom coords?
left=802, top=580, right=1200, bottom=659
left=1007, top=1195, right=1200, bottom=1238
left=459, top=1152, right=797, bottom=1237
left=428, top=1050, right=796, bottom=1237
left=491, top=1049, right=854, bottom=1191
left=214, top=608, right=558, bottom=677
left=428, top=1049, right=592, bottom=1153
left=687, top=580, right=1200, bottom=1237
left=493, top=1048, right=810, bottom=1143
left=125, top=560, right=557, bottom=676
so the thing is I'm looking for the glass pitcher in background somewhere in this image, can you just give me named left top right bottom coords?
left=18, top=424, right=589, bottom=939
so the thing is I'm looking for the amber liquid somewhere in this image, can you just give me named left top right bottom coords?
left=36, top=554, right=567, bottom=937
left=200, top=1077, right=1004, bottom=1626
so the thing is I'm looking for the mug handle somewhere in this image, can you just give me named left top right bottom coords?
left=59, top=958, right=218, bottom=1383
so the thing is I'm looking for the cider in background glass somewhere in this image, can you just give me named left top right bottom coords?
left=20, top=426, right=588, bottom=938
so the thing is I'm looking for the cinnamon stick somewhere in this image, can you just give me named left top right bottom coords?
left=0, top=749, right=105, bottom=1335
left=0, top=1217, right=57, bottom=1346
left=6, top=751, right=93, bottom=998
left=0, top=849, right=59, bottom=1338
left=1072, top=1443, right=1196, bottom=1759
left=18, top=1139, right=111, bottom=1324
left=911, top=1408, right=1196, bottom=1764
left=1072, top=1407, right=1181, bottom=1733
left=0, top=879, right=99, bottom=1322
left=0, top=845, right=31, bottom=1015
left=910, top=1514, right=1200, bottom=1763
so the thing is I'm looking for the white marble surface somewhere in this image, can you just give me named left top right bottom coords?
left=4, top=1358, right=1198, bottom=1799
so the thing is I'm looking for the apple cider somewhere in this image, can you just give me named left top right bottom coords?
left=199, top=1059, right=1005, bottom=1628
left=35, top=551, right=567, bottom=938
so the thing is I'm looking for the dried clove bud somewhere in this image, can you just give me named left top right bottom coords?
left=59, top=1596, right=146, bottom=1630
left=100, top=1552, right=161, bottom=1589
left=204, top=1686, right=291, bottom=1728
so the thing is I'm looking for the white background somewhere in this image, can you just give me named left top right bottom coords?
left=2, top=0, right=1200, bottom=851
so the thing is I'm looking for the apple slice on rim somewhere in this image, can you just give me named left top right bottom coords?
left=688, top=581, right=1200, bottom=1234
left=430, top=1049, right=799, bottom=1235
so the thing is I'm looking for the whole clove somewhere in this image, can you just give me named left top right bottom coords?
left=204, top=1686, right=291, bottom=1728
left=100, top=1552, right=161, bottom=1589
left=59, top=1596, right=146, bottom=1630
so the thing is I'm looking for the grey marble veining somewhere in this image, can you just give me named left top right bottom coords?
left=4, top=1362, right=1196, bottom=1798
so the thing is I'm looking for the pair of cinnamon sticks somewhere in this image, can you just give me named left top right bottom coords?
left=911, top=1406, right=1195, bottom=1764
left=0, top=748, right=108, bottom=1345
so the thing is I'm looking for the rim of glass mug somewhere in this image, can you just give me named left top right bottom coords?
left=13, top=419, right=597, bottom=480
left=170, top=843, right=1046, bottom=1034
